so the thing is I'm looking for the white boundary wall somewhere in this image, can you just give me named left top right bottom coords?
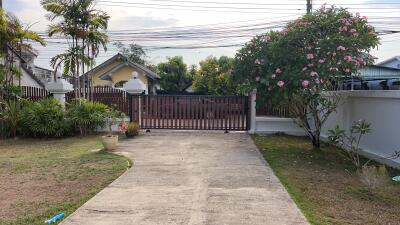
left=250, top=91, right=400, bottom=168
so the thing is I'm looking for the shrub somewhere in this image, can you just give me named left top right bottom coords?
left=19, top=98, right=72, bottom=137
left=125, top=122, right=140, bottom=138
left=66, top=99, right=108, bottom=135
left=359, top=165, right=389, bottom=192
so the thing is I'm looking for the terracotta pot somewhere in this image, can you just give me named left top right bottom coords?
left=101, top=135, right=118, bottom=151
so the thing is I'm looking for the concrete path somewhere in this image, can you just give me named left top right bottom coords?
left=61, top=131, right=309, bottom=225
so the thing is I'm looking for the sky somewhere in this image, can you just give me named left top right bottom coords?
left=3, top=0, right=400, bottom=69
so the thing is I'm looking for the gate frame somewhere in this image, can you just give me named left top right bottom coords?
left=129, top=94, right=250, bottom=131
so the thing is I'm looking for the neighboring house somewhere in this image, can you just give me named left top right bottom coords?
left=342, top=65, right=400, bottom=90
left=377, top=56, right=400, bottom=69
left=5, top=48, right=47, bottom=88
left=358, top=65, right=400, bottom=79
left=81, top=53, right=160, bottom=94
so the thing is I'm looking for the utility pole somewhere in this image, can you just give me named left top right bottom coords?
left=306, top=0, right=312, bottom=15
left=0, top=0, right=3, bottom=9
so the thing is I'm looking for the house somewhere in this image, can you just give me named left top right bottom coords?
left=82, top=53, right=160, bottom=94
left=358, top=65, right=400, bottom=79
left=377, top=56, right=400, bottom=69
left=5, top=48, right=48, bottom=88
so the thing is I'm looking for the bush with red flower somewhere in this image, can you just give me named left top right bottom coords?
left=233, top=6, right=379, bottom=149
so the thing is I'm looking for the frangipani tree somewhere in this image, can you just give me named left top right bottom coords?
left=234, top=6, right=379, bottom=149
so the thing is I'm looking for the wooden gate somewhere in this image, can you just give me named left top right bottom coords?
left=130, top=95, right=249, bottom=131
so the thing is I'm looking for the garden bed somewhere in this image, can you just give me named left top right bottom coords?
left=252, top=134, right=400, bottom=225
left=0, top=136, right=130, bottom=225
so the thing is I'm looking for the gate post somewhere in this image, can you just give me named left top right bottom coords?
left=248, top=89, right=257, bottom=134
left=46, top=78, right=73, bottom=107
left=128, top=93, right=133, bottom=122
left=123, top=72, right=146, bottom=123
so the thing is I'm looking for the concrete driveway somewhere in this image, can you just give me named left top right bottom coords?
left=61, top=131, right=308, bottom=225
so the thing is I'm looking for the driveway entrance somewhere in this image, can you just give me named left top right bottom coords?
left=61, top=132, right=308, bottom=225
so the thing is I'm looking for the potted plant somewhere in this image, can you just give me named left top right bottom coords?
left=101, top=108, right=124, bottom=151
left=124, top=122, right=140, bottom=138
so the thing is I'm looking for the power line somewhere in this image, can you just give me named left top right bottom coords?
left=97, top=3, right=304, bottom=14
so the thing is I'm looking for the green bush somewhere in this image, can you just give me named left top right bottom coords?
left=66, top=99, right=108, bottom=135
left=19, top=98, right=72, bottom=137
left=125, top=122, right=140, bottom=138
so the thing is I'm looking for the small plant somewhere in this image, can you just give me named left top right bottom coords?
left=328, top=119, right=371, bottom=168
left=124, top=122, right=140, bottom=138
left=329, top=120, right=400, bottom=169
left=359, top=165, right=389, bottom=193
left=0, top=99, right=21, bottom=138
left=104, top=107, right=125, bottom=137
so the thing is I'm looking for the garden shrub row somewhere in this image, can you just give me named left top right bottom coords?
left=18, top=98, right=111, bottom=137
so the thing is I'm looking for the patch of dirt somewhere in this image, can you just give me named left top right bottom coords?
left=0, top=171, right=102, bottom=219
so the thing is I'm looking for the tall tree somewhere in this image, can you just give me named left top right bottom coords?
left=157, top=56, right=191, bottom=92
left=234, top=6, right=379, bottom=149
left=193, top=56, right=236, bottom=95
left=41, top=0, right=109, bottom=99
left=114, top=41, right=147, bottom=65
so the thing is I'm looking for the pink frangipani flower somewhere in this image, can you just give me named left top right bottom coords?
left=254, top=59, right=261, bottom=65
left=310, top=71, right=318, bottom=77
left=306, top=53, right=314, bottom=60
left=277, top=80, right=285, bottom=87
left=255, top=76, right=260, bottom=81
left=318, top=58, right=326, bottom=63
left=276, top=68, right=282, bottom=73
left=315, top=78, right=321, bottom=84
left=337, top=46, right=346, bottom=51
left=344, top=55, right=353, bottom=62
left=271, top=74, right=276, bottom=79
left=302, top=67, right=307, bottom=71
left=302, top=80, right=310, bottom=87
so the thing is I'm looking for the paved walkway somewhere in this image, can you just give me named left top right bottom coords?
left=61, top=131, right=309, bottom=225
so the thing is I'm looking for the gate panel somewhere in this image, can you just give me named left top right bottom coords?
left=130, top=95, right=248, bottom=131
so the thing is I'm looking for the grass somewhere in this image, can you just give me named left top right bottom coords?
left=0, top=136, right=131, bottom=225
left=252, top=134, right=400, bottom=225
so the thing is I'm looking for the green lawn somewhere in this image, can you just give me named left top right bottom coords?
left=252, top=134, right=400, bottom=225
left=0, top=136, right=131, bottom=225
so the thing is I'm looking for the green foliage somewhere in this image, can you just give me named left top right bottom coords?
left=66, top=99, right=108, bottom=135
left=234, top=6, right=380, bottom=148
left=0, top=99, right=21, bottom=138
left=158, top=56, right=192, bottom=92
left=125, top=122, right=140, bottom=137
left=19, top=98, right=72, bottom=137
left=193, top=56, right=236, bottom=95
left=328, top=119, right=372, bottom=168
left=114, top=41, right=147, bottom=65
left=103, top=106, right=125, bottom=135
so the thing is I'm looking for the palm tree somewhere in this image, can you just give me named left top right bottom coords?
left=41, top=0, right=109, bottom=100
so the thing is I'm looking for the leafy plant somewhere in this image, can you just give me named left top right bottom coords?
left=328, top=119, right=371, bottom=168
left=19, top=98, right=72, bottom=137
left=66, top=99, right=108, bottom=135
left=104, top=107, right=125, bottom=136
left=124, top=122, right=140, bottom=137
left=328, top=119, right=400, bottom=168
left=0, top=99, right=21, bottom=138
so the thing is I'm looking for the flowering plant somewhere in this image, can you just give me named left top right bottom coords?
left=234, top=6, right=379, bottom=148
